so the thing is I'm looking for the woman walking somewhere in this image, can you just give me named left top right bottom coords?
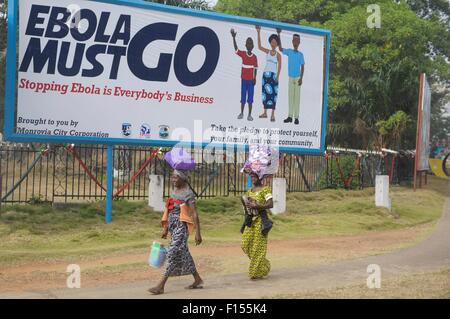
left=241, top=171, right=274, bottom=279
left=149, top=170, right=203, bottom=295
left=256, top=25, right=281, bottom=122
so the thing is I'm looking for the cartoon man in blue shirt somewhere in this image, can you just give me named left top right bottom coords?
left=277, top=29, right=305, bottom=125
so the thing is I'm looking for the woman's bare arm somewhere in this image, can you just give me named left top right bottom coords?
left=256, top=26, right=269, bottom=54
left=189, top=202, right=202, bottom=245
left=276, top=28, right=283, bottom=52
left=276, top=53, right=282, bottom=82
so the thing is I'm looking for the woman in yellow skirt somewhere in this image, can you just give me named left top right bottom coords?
left=241, top=172, right=274, bottom=279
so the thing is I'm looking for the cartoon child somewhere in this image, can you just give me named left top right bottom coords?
left=231, top=29, right=258, bottom=121
left=277, top=29, right=305, bottom=125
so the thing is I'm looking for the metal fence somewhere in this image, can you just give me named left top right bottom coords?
left=0, top=143, right=415, bottom=204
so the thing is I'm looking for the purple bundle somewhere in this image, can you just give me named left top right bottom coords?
left=164, top=147, right=196, bottom=170
left=241, top=144, right=280, bottom=179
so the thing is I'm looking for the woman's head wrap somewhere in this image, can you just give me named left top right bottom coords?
left=173, top=169, right=190, bottom=182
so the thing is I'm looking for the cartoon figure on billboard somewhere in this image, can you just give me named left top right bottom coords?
left=277, top=29, right=305, bottom=125
left=255, top=25, right=281, bottom=122
left=231, top=29, right=258, bottom=121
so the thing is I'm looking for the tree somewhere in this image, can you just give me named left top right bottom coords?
left=406, top=0, right=450, bottom=22
left=325, top=1, right=449, bottom=149
left=215, top=0, right=360, bottom=24
left=375, top=111, right=412, bottom=149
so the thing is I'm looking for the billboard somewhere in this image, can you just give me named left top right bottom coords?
left=415, top=73, right=431, bottom=171
left=5, top=0, right=330, bottom=154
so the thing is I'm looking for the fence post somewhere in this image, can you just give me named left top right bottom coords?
left=296, top=155, right=312, bottom=192
left=105, top=145, right=113, bottom=224
left=360, top=156, right=364, bottom=189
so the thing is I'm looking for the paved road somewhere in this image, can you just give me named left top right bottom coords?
left=2, top=186, right=449, bottom=299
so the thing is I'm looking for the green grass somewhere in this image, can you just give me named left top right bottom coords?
left=0, top=176, right=448, bottom=266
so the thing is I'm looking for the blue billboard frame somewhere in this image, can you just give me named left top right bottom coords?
left=5, top=0, right=331, bottom=155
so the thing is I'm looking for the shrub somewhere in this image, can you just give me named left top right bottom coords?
left=318, top=155, right=361, bottom=190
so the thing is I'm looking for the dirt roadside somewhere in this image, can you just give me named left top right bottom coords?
left=0, top=223, right=433, bottom=294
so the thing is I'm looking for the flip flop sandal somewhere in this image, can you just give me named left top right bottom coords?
left=271, top=117, right=276, bottom=122
left=259, top=114, right=268, bottom=118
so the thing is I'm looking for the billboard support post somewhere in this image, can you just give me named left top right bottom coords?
left=106, top=145, right=113, bottom=224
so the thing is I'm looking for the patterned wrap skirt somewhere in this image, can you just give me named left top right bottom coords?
left=164, top=211, right=197, bottom=277
left=262, top=71, right=278, bottom=110
left=241, top=215, right=271, bottom=279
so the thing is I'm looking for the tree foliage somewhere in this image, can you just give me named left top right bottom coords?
left=406, top=0, right=450, bottom=21
left=376, top=111, right=412, bottom=149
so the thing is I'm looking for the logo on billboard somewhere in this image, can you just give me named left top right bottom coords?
left=122, top=123, right=132, bottom=137
left=140, top=124, right=151, bottom=138
left=159, top=125, right=170, bottom=139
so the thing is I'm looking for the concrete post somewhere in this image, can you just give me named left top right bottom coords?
left=271, top=178, right=286, bottom=215
left=375, top=175, right=391, bottom=210
left=148, top=175, right=165, bottom=212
